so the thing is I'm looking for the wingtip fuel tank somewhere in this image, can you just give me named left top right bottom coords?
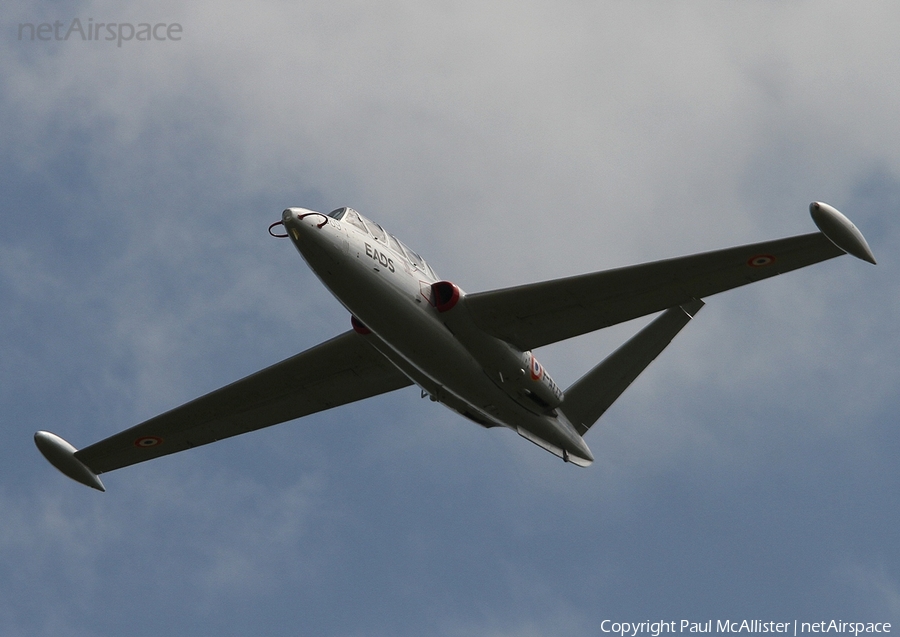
left=810, top=202, right=877, bottom=265
left=34, top=431, right=105, bottom=492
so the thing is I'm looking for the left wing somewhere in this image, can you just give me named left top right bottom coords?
left=465, top=203, right=875, bottom=351
left=37, top=330, right=411, bottom=487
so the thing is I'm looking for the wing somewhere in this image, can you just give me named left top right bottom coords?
left=74, top=330, right=412, bottom=475
left=465, top=232, right=845, bottom=351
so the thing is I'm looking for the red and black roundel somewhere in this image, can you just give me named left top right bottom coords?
left=529, top=354, right=544, bottom=381
left=747, top=254, right=776, bottom=267
left=134, top=436, right=163, bottom=448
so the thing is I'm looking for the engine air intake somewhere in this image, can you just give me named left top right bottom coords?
left=432, top=281, right=460, bottom=313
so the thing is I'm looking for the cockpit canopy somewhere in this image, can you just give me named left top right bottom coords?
left=328, top=207, right=437, bottom=279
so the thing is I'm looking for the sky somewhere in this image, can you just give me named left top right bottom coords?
left=2, top=1, right=899, bottom=635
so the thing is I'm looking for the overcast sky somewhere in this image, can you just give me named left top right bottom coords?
left=2, top=1, right=899, bottom=635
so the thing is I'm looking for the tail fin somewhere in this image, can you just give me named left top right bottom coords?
left=561, top=299, right=704, bottom=435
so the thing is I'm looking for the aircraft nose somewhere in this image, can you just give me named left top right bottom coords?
left=283, top=207, right=329, bottom=231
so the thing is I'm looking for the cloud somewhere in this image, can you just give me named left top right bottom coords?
left=2, top=1, right=898, bottom=635
left=845, top=561, right=900, bottom=618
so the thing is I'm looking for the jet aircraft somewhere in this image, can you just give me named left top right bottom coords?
left=35, top=202, right=876, bottom=491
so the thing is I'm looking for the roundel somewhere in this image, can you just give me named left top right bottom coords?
left=134, top=436, right=163, bottom=448
left=529, top=354, right=543, bottom=381
left=747, top=254, right=776, bottom=267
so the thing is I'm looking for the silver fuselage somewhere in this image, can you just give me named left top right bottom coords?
left=281, top=207, right=593, bottom=465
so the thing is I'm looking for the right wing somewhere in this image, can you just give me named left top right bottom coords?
left=464, top=203, right=874, bottom=352
left=465, top=232, right=844, bottom=351
left=71, top=330, right=412, bottom=476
